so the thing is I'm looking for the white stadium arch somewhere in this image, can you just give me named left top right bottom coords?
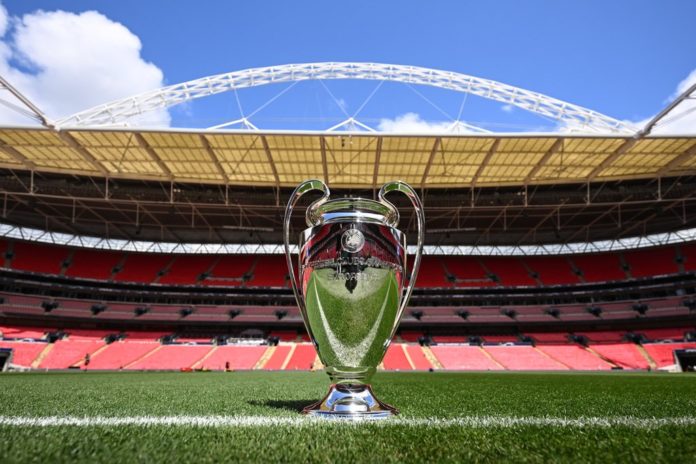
left=55, top=62, right=635, bottom=134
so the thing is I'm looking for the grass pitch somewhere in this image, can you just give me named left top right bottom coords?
left=1, top=371, right=695, bottom=463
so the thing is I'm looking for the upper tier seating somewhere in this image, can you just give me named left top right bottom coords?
left=11, top=241, right=69, bottom=275
left=158, top=255, right=214, bottom=285
left=65, top=249, right=123, bottom=280
left=682, top=243, right=696, bottom=271
left=249, top=255, right=288, bottom=287
left=624, top=248, right=678, bottom=278
left=523, top=256, right=580, bottom=286
left=481, top=257, right=537, bottom=286
left=569, top=253, right=625, bottom=282
left=440, top=256, right=493, bottom=287
left=114, top=253, right=172, bottom=284
left=204, top=255, right=255, bottom=286
left=0, top=238, right=692, bottom=290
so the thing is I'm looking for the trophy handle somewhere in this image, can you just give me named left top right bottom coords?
left=283, top=179, right=331, bottom=317
left=378, top=181, right=425, bottom=321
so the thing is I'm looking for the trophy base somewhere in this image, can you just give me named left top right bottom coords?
left=303, top=383, right=398, bottom=420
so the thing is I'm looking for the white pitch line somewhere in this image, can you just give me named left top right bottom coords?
left=0, top=416, right=695, bottom=429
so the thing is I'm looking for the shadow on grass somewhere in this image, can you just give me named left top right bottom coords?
left=248, top=399, right=316, bottom=412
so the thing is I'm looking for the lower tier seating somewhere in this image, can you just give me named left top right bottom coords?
left=484, top=346, right=567, bottom=370
left=2, top=325, right=695, bottom=371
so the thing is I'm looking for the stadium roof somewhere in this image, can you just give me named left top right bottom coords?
left=0, top=128, right=695, bottom=189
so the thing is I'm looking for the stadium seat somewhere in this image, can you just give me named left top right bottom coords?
left=589, top=344, right=649, bottom=369
left=536, top=345, right=613, bottom=370
left=283, top=343, right=316, bottom=370
left=481, top=257, right=537, bottom=286
left=126, top=345, right=213, bottom=370
left=0, top=340, right=48, bottom=367
left=10, top=241, right=70, bottom=275
left=522, top=256, right=580, bottom=286
left=382, top=344, right=413, bottom=370
left=569, top=253, right=626, bottom=282
left=39, top=338, right=106, bottom=369
left=484, top=346, right=568, bottom=370
left=623, top=247, right=678, bottom=278
left=199, top=345, right=266, bottom=370
left=114, top=253, right=172, bottom=283
left=430, top=345, right=504, bottom=370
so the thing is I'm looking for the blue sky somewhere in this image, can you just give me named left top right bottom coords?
left=1, top=1, right=695, bottom=132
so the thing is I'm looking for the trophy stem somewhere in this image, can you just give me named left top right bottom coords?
left=303, top=383, right=398, bottom=419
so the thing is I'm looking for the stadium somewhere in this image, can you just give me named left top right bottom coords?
left=0, top=8, right=695, bottom=459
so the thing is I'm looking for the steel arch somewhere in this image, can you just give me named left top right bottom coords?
left=56, top=62, right=634, bottom=133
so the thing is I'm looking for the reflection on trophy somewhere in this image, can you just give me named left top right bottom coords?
left=284, top=180, right=424, bottom=419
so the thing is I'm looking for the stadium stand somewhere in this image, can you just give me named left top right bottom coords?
left=430, top=345, right=504, bottom=370
left=158, top=255, right=214, bottom=285
left=10, top=241, right=70, bottom=275
left=523, top=256, right=580, bottom=286
left=536, top=345, right=613, bottom=370
left=126, top=345, right=212, bottom=370
left=86, top=341, right=159, bottom=370
left=484, top=345, right=568, bottom=370
left=199, top=345, right=266, bottom=370
left=38, top=338, right=105, bottom=369
left=262, top=345, right=293, bottom=369
left=114, top=253, right=172, bottom=284
left=589, top=344, right=650, bottom=369
left=382, top=344, right=413, bottom=370
left=642, top=343, right=696, bottom=368
left=284, top=343, right=317, bottom=370
left=0, top=340, right=47, bottom=367
left=481, top=257, right=537, bottom=286
left=569, top=253, right=626, bottom=282
left=624, top=247, right=679, bottom=278
left=65, top=249, right=123, bottom=281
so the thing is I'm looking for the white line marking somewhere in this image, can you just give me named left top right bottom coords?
left=0, top=416, right=695, bottom=428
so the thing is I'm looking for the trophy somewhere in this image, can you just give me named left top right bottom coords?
left=284, top=179, right=424, bottom=419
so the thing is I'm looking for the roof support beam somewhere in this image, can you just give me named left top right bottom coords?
left=587, top=139, right=638, bottom=181
left=134, top=133, right=173, bottom=180
left=656, top=142, right=696, bottom=177
left=524, top=138, right=563, bottom=185
left=471, top=138, right=500, bottom=187
left=420, top=137, right=441, bottom=189
left=372, top=137, right=382, bottom=195
left=56, top=131, right=109, bottom=176
left=260, top=135, right=281, bottom=189
left=199, top=134, right=229, bottom=184
left=320, top=136, right=329, bottom=184
left=0, top=139, right=37, bottom=170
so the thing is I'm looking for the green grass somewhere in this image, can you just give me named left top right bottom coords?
left=1, top=371, right=696, bottom=462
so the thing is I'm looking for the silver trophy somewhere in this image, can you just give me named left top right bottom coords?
left=284, top=179, right=424, bottom=419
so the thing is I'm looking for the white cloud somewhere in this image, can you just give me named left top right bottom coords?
left=377, top=112, right=455, bottom=133
left=0, top=3, right=169, bottom=127
left=648, top=68, right=696, bottom=135
left=501, top=104, right=514, bottom=113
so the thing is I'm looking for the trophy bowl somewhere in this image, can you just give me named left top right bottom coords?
left=284, top=180, right=424, bottom=419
